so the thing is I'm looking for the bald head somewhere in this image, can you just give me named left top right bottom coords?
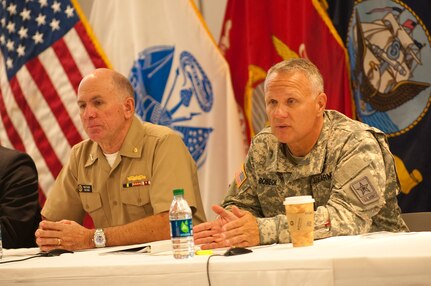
left=79, top=68, right=134, bottom=100
left=77, top=68, right=136, bottom=153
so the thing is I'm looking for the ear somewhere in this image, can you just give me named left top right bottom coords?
left=123, top=97, right=135, bottom=118
left=316, top=92, right=327, bottom=114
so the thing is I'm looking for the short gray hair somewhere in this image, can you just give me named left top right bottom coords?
left=264, top=58, right=324, bottom=95
left=112, top=72, right=134, bottom=99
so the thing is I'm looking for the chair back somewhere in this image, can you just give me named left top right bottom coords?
left=401, top=212, right=431, bottom=231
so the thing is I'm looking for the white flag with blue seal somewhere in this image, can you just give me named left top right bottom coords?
left=88, top=0, right=246, bottom=220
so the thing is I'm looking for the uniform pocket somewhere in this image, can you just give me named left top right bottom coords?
left=79, top=192, right=102, bottom=213
left=120, top=186, right=152, bottom=219
left=120, top=186, right=150, bottom=207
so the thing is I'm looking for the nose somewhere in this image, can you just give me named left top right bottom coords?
left=273, top=104, right=288, bottom=118
left=82, top=106, right=96, bottom=119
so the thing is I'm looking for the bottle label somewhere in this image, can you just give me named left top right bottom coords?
left=170, top=218, right=193, bottom=238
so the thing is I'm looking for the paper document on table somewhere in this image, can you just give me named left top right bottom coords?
left=102, top=240, right=172, bottom=255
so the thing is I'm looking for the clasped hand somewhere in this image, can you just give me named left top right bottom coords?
left=193, top=205, right=260, bottom=250
left=35, top=220, right=93, bottom=251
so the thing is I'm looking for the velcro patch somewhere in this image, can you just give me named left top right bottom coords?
left=235, top=164, right=247, bottom=188
left=350, top=176, right=379, bottom=205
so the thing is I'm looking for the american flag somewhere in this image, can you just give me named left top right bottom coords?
left=0, top=0, right=108, bottom=203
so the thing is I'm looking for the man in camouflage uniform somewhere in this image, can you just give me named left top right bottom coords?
left=194, top=58, right=408, bottom=249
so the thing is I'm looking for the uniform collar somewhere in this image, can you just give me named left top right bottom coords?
left=267, top=112, right=330, bottom=178
left=84, top=116, right=144, bottom=167
left=118, top=115, right=144, bottom=159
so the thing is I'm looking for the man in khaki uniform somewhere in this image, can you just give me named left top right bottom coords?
left=194, top=58, right=407, bottom=249
left=36, top=68, right=205, bottom=251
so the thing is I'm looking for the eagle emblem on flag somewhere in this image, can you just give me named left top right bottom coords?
left=129, top=46, right=214, bottom=168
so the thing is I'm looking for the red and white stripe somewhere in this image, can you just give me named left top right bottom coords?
left=0, top=20, right=107, bottom=200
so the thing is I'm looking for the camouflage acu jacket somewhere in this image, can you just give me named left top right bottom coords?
left=222, top=110, right=408, bottom=244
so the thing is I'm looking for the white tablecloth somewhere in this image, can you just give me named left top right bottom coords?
left=1, top=232, right=430, bottom=286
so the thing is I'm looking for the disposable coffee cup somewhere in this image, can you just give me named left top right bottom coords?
left=284, top=196, right=315, bottom=247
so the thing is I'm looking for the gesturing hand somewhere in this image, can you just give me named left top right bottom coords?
left=193, top=205, right=260, bottom=250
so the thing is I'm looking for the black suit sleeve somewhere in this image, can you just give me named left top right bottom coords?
left=0, top=148, right=41, bottom=248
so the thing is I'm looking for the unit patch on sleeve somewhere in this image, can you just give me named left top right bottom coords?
left=350, top=176, right=379, bottom=205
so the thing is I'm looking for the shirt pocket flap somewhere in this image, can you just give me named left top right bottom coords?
left=120, top=186, right=150, bottom=207
left=79, top=192, right=102, bottom=213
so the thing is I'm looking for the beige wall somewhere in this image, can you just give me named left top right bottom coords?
left=77, top=0, right=227, bottom=42
left=196, top=0, right=227, bottom=41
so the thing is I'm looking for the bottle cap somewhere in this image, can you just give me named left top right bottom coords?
left=173, top=189, right=184, bottom=196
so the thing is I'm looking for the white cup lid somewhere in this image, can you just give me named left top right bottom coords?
left=284, top=195, right=315, bottom=205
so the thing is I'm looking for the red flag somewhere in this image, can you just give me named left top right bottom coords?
left=0, top=0, right=109, bottom=212
left=220, top=0, right=353, bottom=141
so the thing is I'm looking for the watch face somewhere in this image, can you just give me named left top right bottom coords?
left=96, top=235, right=104, bottom=244
left=94, top=229, right=105, bottom=247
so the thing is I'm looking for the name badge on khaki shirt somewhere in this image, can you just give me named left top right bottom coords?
left=78, top=184, right=93, bottom=193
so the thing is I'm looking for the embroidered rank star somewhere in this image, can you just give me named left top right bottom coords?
left=350, top=176, right=379, bottom=205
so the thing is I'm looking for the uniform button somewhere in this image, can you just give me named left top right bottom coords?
left=113, top=201, right=118, bottom=206
left=133, top=147, right=138, bottom=153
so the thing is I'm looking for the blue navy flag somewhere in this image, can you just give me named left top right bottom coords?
left=0, top=0, right=108, bottom=204
left=89, top=0, right=246, bottom=219
left=329, top=0, right=431, bottom=212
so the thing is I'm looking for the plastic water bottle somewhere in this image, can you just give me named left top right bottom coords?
left=169, top=188, right=194, bottom=259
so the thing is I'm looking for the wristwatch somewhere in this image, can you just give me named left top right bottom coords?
left=93, top=228, right=106, bottom=248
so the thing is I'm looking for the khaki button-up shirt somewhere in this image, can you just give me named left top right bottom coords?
left=42, top=116, right=206, bottom=227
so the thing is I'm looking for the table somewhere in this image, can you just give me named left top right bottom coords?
left=1, top=232, right=430, bottom=286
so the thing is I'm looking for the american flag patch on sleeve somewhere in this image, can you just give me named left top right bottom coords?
left=235, top=164, right=247, bottom=188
